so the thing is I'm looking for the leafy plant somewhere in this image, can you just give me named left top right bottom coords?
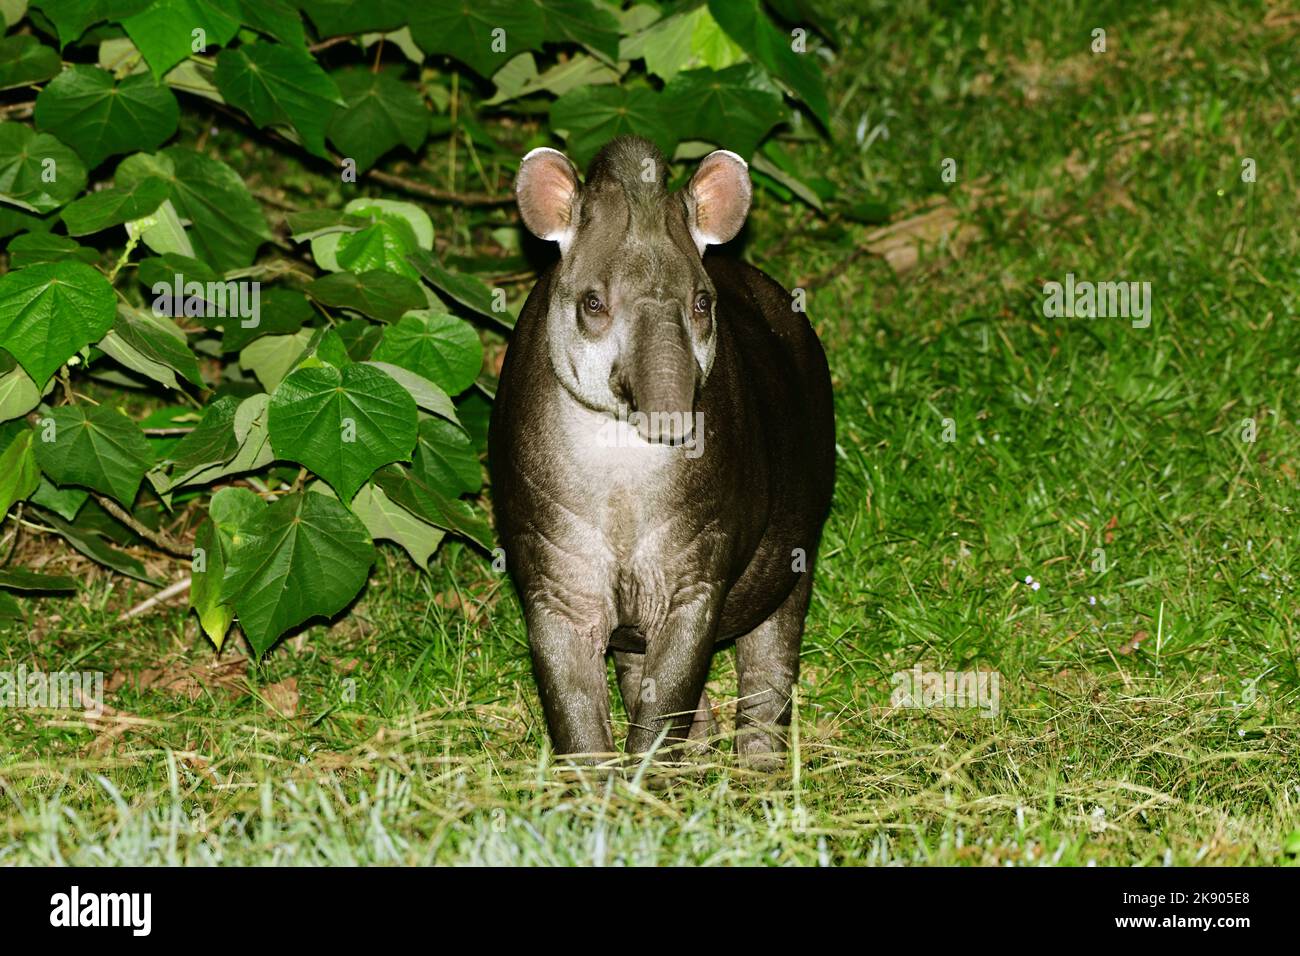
left=0, top=0, right=830, bottom=654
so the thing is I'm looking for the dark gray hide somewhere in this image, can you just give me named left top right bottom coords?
left=490, top=137, right=834, bottom=767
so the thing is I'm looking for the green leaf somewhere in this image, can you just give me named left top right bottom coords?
left=0, top=429, right=39, bottom=519
left=364, top=360, right=456, bottom=422
left=162, top=393, right=239, bottom=487
left=222, top=490, right=375, bottom=654
left=409, top=0, right=545, bottom=79
left=97, top=304, right=204, bottom=390
left=412, top=416, right=480, bottom=496
left=170, top=392, right=274, bottom=488
left=706, top=0, right=829, bottom=127
left=310, top=198, right=432, bottom=274
left=127, top=197, right=194, bottom=257
left=237, top=0, right=306, bottom=46
left=0, top=358, right=43, bottom=421
left=550, top=83, right=677, bottom=168
left=304, top=270, right=426, bottom=323
left=60, top=176, right=168, bottom=236
left=371, top=310, right=482, bottom=397
left=663, top=64, right=787, bottom=159
left=0, top=122, right=88, bottom=214
left=407, top=248, right=511, bottom=329
left=350, top=480, right=443, bottom=571
left=0, top=259, right=116, bottom=384
left=327, top=68, right=427, bottom=173
left=220, top=286, right=313, bottom=352
left=373, top=463, right=492, bottom=550
left=6, top=231, right=97, bottom=268
left=190, top=518, right=233, bottom=647
left=34, top=65, right=180, bottom=169
left=486, top=51, right=621, bottom=105
left=268, top=362, right=418, bottom=503
left=0, top=35, right=62, bottom=91
left=529, top=0, right=620, bottom=62
left=118, top=148, right=271, bottom=271
left=214, top=42, right=344, bottom=158
left=29, top=475, right=88, bottom=520
left=32, top=404, right=152, bottom=504
left=297, top=0, right=408, bottom=37
left=285, top=209, right=367, bottom=242
left=31, top=503, right=158, bottom=581
left=120, top=0, right=241, bottom=80
left=0, top=0, right=29, bottom=29
left=0, top=567, right=77, bottom=591
left=30, top=0, right=151, bottom=46
left=239, top=328, right=311, bottom=392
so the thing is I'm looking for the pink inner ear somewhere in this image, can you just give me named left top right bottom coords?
left=691, top=154, right=751, bottom=245
left=517, top=152, right=578, bottom=240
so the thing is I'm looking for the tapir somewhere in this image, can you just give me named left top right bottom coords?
left=489, top=136, right=834, bottom=768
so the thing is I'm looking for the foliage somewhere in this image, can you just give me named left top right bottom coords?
left=0, top=0, right=830, bottom=653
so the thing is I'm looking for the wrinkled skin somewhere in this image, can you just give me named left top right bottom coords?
left=490, top=137, right=835, bottom=767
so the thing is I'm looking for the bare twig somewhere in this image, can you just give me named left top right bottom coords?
left=308, top=35, right=354, bottom=53
left=117, top=577, right=192, bottom=622
left=367, top=168, right=512, bottom=206
left=92, top=494, right=191, bottom=560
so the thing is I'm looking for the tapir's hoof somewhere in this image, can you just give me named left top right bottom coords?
left=735, top=730, right=788, bottom=772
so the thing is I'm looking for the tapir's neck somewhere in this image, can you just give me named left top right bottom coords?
left=553, top=385, right=684, bottom=487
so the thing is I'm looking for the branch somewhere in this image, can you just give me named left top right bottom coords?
left=92, top=494, right=192, bottom=560
left=366, top=168, right=513, bottom=206
left=118, top=577, right=192, bottom=622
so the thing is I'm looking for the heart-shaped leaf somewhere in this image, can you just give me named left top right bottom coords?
left=0, top=35, right=62, bottom=91
left=32, top=404, right=153, bottom=505
left=60, top=175, right=168, bottom=235
left=0, top=122, right=87, bottom=214
left=117, top=148, right=271, bottom=271
left=120, top=0, right=242, bottom=79
left=34, top=65, right=180, bottom=168
left=327, top=68, right=428, bottom=173
left=214, top=42, right=344, bottom=158
left=304, top=270, right=426, bottom=322
left=268, top=363, right=418, bottom=502
left=663, top=64, right=788, bottom=159
left=409, top=0, right=545, bottom=78
left=550, top=84, right=677, bottom=167
left=412, top=416, right=481, bottom=496
left=221, top=490, right=375, bottom=654
left=371, top=310, right=483, bottom=397
left=0, top=259, right=115, bottom=384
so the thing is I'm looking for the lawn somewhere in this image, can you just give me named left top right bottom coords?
left=2, top=0, right=1298, bottom=865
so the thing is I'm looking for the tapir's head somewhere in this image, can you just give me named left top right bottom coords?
left=515, top=137, right=751, bottom=443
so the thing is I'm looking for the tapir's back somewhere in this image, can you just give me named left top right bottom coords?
left=705, top=256, right=835, bottom=638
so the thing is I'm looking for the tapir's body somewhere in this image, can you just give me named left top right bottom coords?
left=490, top=137, right=834, bottom=764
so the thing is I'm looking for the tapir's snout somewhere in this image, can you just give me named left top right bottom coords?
left=625, top=299, right=697, bottom=445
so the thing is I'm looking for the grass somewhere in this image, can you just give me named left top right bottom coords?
left=2, top=0, right=1299, bottom=865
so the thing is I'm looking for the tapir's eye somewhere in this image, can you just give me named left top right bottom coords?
left=583, top=292, right=606, bottom=314
left=693, top=292, right=712, bottom=314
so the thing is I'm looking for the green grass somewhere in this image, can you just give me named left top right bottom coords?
left=3, top=0, right=1299, bottom=865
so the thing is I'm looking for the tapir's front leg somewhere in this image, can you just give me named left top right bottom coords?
left=526, top=607, right=614, bottom=758
left=624, top=584, right=722, bottom=756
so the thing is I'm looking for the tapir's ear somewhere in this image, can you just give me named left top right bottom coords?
left=516, top=147, right=580, bottom=251
left=685, top=149, right=751, bottom=253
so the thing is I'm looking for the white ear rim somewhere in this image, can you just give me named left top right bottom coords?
left=518, top=146, right=579, bottom=251
left=688, top=149, right=750, bottom=254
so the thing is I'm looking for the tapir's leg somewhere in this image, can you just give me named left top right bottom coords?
left=526, top=608, right=614, bottom=759
left=615, top=649, right=715, bottom=746
left=624, top=590, right=721, bottom=756
left=734, top=573, right=812, bottom=770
